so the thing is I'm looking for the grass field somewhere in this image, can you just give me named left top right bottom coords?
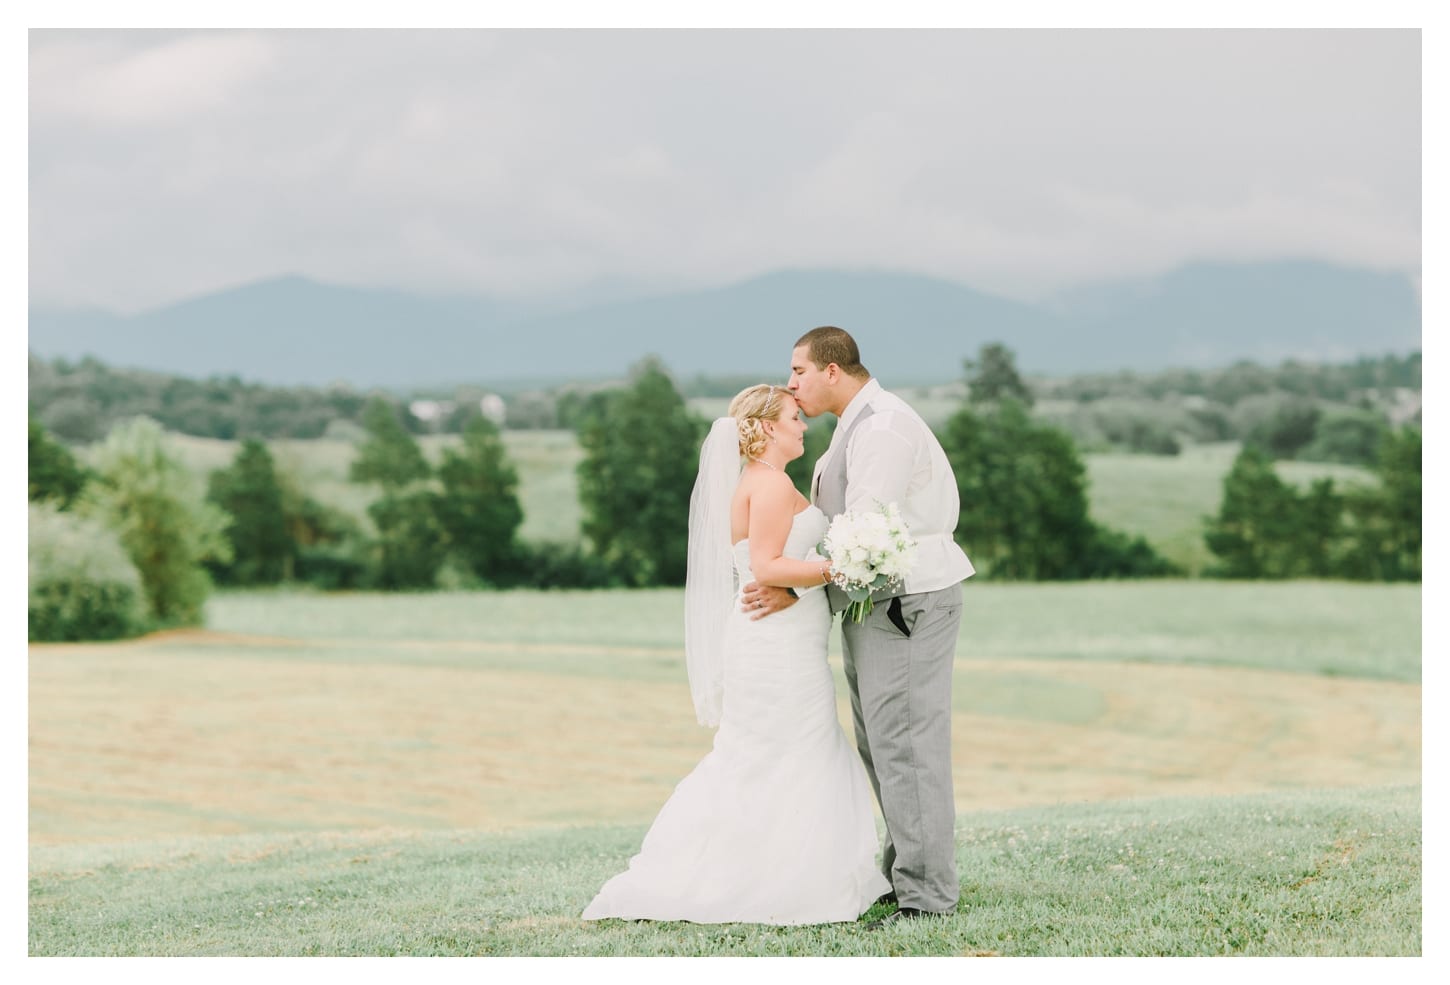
left=155, top=430, right=1373, bottom=573
left=29, top=582, right=1420, bottom=954
left=29, top=784, right=1420, bottom=956
left=201, top=580, right=1421, bottom=679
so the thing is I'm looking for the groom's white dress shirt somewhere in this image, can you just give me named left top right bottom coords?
left=811, top=379, right=975, bottom=594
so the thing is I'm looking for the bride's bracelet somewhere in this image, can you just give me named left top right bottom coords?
left=820, top=562, right=831, bottom=584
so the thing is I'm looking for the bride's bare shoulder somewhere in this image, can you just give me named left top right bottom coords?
left=741, top=468, right=801, bottom=508
left=740, top=466, right=794, bottom=490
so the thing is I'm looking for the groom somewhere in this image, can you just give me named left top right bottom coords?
left=741, top=326, right=975, bottom=927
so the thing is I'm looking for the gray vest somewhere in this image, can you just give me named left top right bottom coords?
left=815, top=406, right=906, bottom=614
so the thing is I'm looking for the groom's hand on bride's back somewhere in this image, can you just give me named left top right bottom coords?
left=740, top=583, right=797, bottom=620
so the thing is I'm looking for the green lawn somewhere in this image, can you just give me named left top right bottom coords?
left=204, top=580, right=1420, bottom=682
left=30, top=581, right=1421, bottom=955
left=28, top=784, right=1420, bottom=956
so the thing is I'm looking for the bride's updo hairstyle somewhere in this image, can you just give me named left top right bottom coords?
left=728, top=384, right=792, bottom=460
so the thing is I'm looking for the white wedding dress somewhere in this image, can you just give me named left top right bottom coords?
left=583, top=505, right=891, bottom=925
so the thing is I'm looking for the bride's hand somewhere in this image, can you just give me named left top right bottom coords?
left=740, top=582, right=797, bottom=620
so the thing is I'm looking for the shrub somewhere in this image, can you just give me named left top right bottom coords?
left=1239, top=396, right=1322, bottom=459
left=37, top=393, right=105, bottom=443
left=294, top=541, right=370, bottom=590
left=1083, top=398, right=1188, bottom=455
left=1064, top=525, right=1184, bottom=579
left=29, top=415, right=90, bottom=508
left=82, top=417, right=232, bottom=626
left=1300, top=408, right=1391, bottom=465
left=28, top=503, right=148, bottom=642
left=514, top=541, right=619, bottom=589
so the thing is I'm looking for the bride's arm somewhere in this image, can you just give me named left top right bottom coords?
left=746, top=474, right=834, bottom=589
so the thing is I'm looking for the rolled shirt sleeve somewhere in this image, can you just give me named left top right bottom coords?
left=839, top=392, right=975, bottom=594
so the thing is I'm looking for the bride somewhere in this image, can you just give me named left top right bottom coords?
left=582, top=384, right=890, bottom=925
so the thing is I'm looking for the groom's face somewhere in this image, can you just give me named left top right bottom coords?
left=788, top=344, right=832, bottom=418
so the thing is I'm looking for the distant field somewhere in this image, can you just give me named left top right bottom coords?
left=29, top=582, right=1419, bottom=845
left=158, top=430, right=585, bottom=544
left=153, top=431, right=1374, bottom=572
left=1085, top=442, right=1375, bottom=574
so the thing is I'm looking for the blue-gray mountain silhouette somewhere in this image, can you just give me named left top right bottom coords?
left=28, top=261, right=1420, bottom=387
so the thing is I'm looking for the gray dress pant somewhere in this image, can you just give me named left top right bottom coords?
left=840, top=582, right=962, bottom=913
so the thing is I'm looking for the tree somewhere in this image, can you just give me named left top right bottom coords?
left=1297, top=478, right=1344, bottom=578
left=1301, top=408, right=1391, bottom=465
left=1207, top=428, right=1420, bottom=583
left=207, top=439, right=295, bottom=584
left=941, top=395, right=1176, bottom=580
left=576, top=358, right=707, bottom=586
left=348, top=396, right=444, bottom=588
left=28, top=353, right=377, bottom=442
left=36, top=394, right=105, bottom=443
left=348, top=397, right=431, bottom=489
left=1376, top=426, right=1421, bottom=579
left=1243, top=397, right=1321, bottom=459
left=81, top=417, right=232, bottom=625
left=965, top=342, right=1034, bottom=408
left=1086, top=399, right=1182, bottom=455
left=434, top=415, right=526, bottom=581
left=28, top=414, right=90, bottom=509
left=1339, top=426, right=1421, bottom=581
left=1209, top=361, right=1278, bottom=405
left=366, top=491, right=447, bottom=589
left=274, top=465, right=369, bottom=590
left=942, top=398, right=1094, bottom=579
left=1202, top=446, right=1307, bottom=578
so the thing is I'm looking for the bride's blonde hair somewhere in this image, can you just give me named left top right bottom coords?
left=728, top=384, right=793, bottom=460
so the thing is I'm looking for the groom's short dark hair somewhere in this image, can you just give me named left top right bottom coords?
left=796, top=326, right=871, bottom=380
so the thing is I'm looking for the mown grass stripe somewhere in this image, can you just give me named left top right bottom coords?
left=29, top=785, right=1419, bottom=956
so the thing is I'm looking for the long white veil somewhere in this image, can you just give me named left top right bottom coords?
left=684, top=417, right=741, bottom=727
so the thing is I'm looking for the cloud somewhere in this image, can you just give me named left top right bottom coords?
left=27, top=29, right=1423, bottom=311
left=31, top=31, right=277, bottom=128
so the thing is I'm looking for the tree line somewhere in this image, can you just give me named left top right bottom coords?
left=28, top=346, right=1420, bottom=643
left=1031, top=351, right=1419, bottom=462
left=30, top=349, right=1420, bottom=469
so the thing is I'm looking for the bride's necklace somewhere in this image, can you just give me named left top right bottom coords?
left=749, top=456, right=778, bottom=471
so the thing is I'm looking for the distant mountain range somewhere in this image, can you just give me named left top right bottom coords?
left=27, top=260, right=1421, bottom=388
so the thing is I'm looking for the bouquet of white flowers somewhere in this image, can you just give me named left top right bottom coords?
left=818, top=501, right=918, bottom=623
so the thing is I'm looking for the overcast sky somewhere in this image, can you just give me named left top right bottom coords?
left=28, top=28, right=1422, bottom=313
